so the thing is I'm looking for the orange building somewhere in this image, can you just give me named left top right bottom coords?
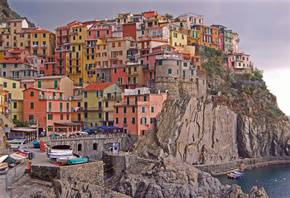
left=191, top=25, right=219, bottom=49
left=23, top=87, right=80, bottom=136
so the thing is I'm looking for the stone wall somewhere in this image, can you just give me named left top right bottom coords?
left=49, top=134, right=133, bottom=160
left=31, top=161, right=104, bottom=186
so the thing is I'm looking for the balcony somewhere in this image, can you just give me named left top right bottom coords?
left=4, top=45, right=11, bottom=49
left=39, top=94, right=71, bottom=101
left=83, top=107, right=103, bottom=111
left=156, top=54, right=180, bottom=59
left=104, top=95, right=122, bottom=100
left=67, top=63, right=80, bottom=67
left=67, top=71, right=81, bottom=74
left=41, top=44, right=47, bottom=48
left=108, top=55, right=118, bottom=60
left=32, top=44, right=39, bottom=48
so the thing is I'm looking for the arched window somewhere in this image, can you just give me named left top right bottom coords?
left=93, top=143, right=98, bottom=150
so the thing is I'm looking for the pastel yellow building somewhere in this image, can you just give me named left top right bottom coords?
left=169, top=29, right=188, bottom=47
left=0, top=84, right=7, bottom=116
left=0, top=77, right=24, bottom=121
left=66, top=25, right=87, bottom=86
left=30, top=28, right=55, bottom=58
left=187, top=29, right=201, bottom=45
left=116, top=13, right=132, bottom=24
left=83, top=39, right=97, bottom=83
left=71, top=95, right=83, bottom=124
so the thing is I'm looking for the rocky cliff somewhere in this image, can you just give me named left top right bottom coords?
left=0, top=0, right=35, bottom=26
left=114, top=156, right=268, bottom=198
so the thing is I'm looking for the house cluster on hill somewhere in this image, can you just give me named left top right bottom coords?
left=0, top=11, right=252, bottom=139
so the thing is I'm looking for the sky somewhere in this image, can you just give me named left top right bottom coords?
left=7, top=0, right=290, bottom=114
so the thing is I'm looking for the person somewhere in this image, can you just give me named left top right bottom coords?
left=128, top=130, right=131, bottom=138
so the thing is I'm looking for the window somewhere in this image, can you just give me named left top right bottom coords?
left=116, top=117, right=119, bottom=124
left=168, top=69, right=172, bottom=74
left=141, top=117, right=147, bottom=124
left=151, top=107, right=154, bottom=113
left=48, top=125, right=53, bottom=131
left=191, top=70, right=194, bottom=75
left=93, top=143, right=98, bottom=150
left=84, top=92, right=87, bottom=98
left=132, top=117, right=135, bottom=124
left=30, top=102, right=34, bottom=109
left=124, top=107, right=127, bottom=113
left=38, top=81, right=41, bottom=88
left=116, top=107, right=119, bottom=113
left=144, top=96, right=147, bottom=101
left=43, top=33, right=46, bottom=38
left=78, top=144, right=82, bottom=151
left=67, top=103, right=69, bottom=112
left=132, top=107, right=135, bottom=113
left=30, top=91, right=34, bottom=96
left=13, top=115, right=17, bottom=120
left=184, top=62, right=188, bottom=67
left=48, top=114, right=53, bottom=120
left=105, top=102, right=108, bottom=108
left=98, top=112, right=102, bottom=118
left=3, top=82, right=7, bottom=88
left=60, top=103, right=63, bottom=112
left=60, top=114, right=63, bottom=120
left=196, top=58, right=199, bottom=62
left=150, top=117, right=156, bottom=124
left=34, top=34, right=37, bottom=38
left=79, top=36, right=82, bottom=40
left=123, top=118, right=127, bottom=124
left=106, top=30, right=109, bottom=35
left=12, top=83, right=16, bottom=88
left=14, top=64, right=17, bottom=68
left=142, top=106, right=145, bottom=113
left=13, top=102, right=17, bottom=108
left=67, top=114, right=69, bottom=120
left=54, top=81, right=58, bottom=88
left=29, top=115, right=34, bottom=121
left=3, top=63, right=6, bottom=68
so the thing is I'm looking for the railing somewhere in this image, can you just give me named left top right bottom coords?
left=156, top=54, right=180, bottom=59
left=41, top=44, right=47, bottom=48
left=39, top=95, right=71, bottom=100
left=32, top=45, right=38, bottom=48
left=6, top=161, right=28, bottom=196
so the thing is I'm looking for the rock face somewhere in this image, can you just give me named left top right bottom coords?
left=237, top=115, right=290, bottom=158
left=137, top=96, right=290, bottom=165
left=114, top=156, right=268, bottom=198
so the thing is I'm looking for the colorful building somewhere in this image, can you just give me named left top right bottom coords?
left=34, top=75, right=74, bottom=97
left=30, top=28, right=55, bottom=58
left=176, top=13, right=204, bottom=29
left=114, top=87, right=167, bottom=141
left=0, top=77, right=24, bottom=121
left=82, top=82, right=123, bottom=129
left=23, top=87, right=79, bottom=136
left=226, top=53, right=251, bottom=73
left=191, top=25, right=219, bottom=49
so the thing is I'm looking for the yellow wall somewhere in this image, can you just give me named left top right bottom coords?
left=30, top=31, right=55, bottom=56
left=170, top=30, right=187, bottom=47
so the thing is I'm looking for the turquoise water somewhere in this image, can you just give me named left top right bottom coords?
left=217, top=164, right=290, bottom=198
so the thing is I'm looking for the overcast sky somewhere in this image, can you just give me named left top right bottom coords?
left=8, top=0, right=290, bottom=115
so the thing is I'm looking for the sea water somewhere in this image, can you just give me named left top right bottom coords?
left=217, top=164, right=290, bottom=198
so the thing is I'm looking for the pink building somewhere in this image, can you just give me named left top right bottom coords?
left=226, top=53, right=250, bottom=73
left=87, top=23, right=113, bottom=40
left=114, top=87, right=167, bottom=141
left=4, top=48, right=30, bottom=61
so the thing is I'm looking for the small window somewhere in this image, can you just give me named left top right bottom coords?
left=30, top=91, right=34, bottom=96
left=124, top=107, right=127, bottom=113
left=78, top=144, right=82, bottom=151
left=116, top=117, right=119, bottom=124
left=151, top=107, right=154, bottom=113
left=93, top=143, right=98, bottom=150
left=30, top=102, right=34, bottom=109
left=60, top=114, right=63, bottom=120
left=168, top=69, right=172, bottom=74
left=67, top=115, right=69, bottom=120
left=142, top=106, right=145, bottom=113
left=12, top=83, right=16, bottom=88
left=3, top=82, right=7, bottom=88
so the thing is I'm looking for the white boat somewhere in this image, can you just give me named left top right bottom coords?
left=57, top=156, right=77, bottom=165
left=10, top=153, right=27, bottom=163
left=0, top=163, right=9, bottom=174
left=0, top=155, right=8, bottom=163
left=47, top=149, right=73, bottom=160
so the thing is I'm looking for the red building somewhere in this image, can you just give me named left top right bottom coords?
left=122, top=23, right=137, bottom=40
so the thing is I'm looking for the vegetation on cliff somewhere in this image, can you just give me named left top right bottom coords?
left=198, top=46, right=286, bottom=122
left=0, top=0, right=35, bottom=26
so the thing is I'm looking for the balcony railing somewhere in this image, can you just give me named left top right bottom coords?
left=39, top=95, right=71, bottom=101
left=156, top=54, right=180, bottom=59
left=32, top=44, right=38, bottom=48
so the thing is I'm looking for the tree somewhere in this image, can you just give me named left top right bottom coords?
left=13, top=119, right=29, bottom=127
left=165, top=13, right=173, bottom=19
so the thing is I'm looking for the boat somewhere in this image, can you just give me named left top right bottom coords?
left=67, top=158, right=87, bottom=165
left=0, top=155, right=8, bottom=163
left=33, top=140, right=40, bottom=148
left=10, top=153, right=27, bottom=163
left=0, top=163, right=9, bottom=174
left=6, top=139, right=26, bottom=149
left=227, top=172, right=244, bottom=179
left=56, top=156, right=78, bottom=165
left=4, top=157, right=17, bottom=168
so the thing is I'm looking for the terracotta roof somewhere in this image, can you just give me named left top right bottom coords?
left=56, top=25, right=70, bottom=30
left=83, top=82, right=114, bottom=91
left=31, top=29, right=52, bottom=33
